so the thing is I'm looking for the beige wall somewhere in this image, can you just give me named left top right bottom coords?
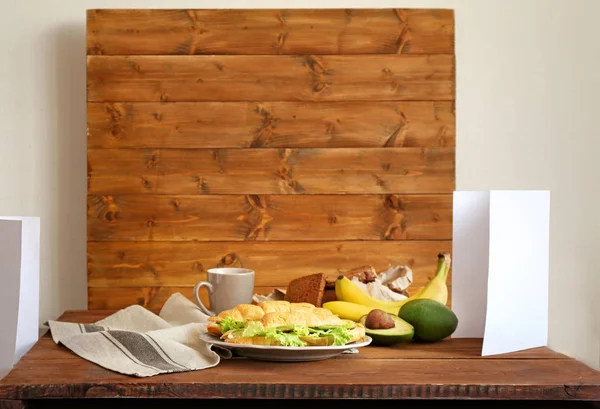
left=1, top=0, right=598, bottom=369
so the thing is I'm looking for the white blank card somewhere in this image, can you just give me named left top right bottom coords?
left=0, top=217, right=40, bottom=379
left=452, top=191, right=550, bottom=356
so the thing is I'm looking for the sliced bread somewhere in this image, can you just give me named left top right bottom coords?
left=284, top=273, right=327, bottom=307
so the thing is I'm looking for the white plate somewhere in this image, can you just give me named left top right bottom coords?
left=200, top=333, right=372, bottom=362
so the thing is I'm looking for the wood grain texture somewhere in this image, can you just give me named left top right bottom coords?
left=2, top=358, right=599, bottom=400
left=2, top=313, right=599, bottom=401
left=87, top=194, right=452, bottom=242
left=86, top=55, right=455, bottom=102
left=87, top=240, right=451, bottom=287
left=87, top=101, right=455, bottom=149
left=87, top=9, right=454, bottom=55
left=87, top=286, right=279, bottom=311
left=0, top=401, right=26, bottom=409
left=23, top=336, right=569, bottom=361
left=58, top=311, right=116, bottom=324
left=88, top=148, right=455, bottom=195
left=87, top=285, right=450, bottom=312
left=3, top=312, right=597, bottom=402
left=85, top=8, right=457, bottom=311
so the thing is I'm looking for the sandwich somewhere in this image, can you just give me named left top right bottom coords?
left=206, top=300, right=365, bottom=347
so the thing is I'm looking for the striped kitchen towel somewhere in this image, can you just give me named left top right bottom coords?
left=46, top=293, right=230, bottom=377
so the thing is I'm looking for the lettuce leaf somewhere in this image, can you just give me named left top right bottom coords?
left=305, top=325, right=353, bottom=346
left=264, top=328, right=306, bottom=347
left=235, top=321, right=354, bottom=347
left=240, top=322, right=306, bottom=347
left=241, top=321, right=268, bottom=337
left=219, top=316, right=246, bottom=333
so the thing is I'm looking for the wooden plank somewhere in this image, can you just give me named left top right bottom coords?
left=84, top=8, right=458, bottom=324
left=87, top=286, right=277, bottom=311
left=24, top=339, right=82, bottom=360
left=2, top=357, right=599, bottom=400
left=87, top=194, right=453, bottom=241
left=85, top=284, right=450, bottom=310
left=87, top=9, right=454, bottom=55
left=22, top=336, right=569, bottom=361
left=87, top=240, right=451, bottom=287
left=58, top=310, right=114, bottom=323
left=86, top=55, right=455, bottom=102
left=0, top=401, right=27, bottom=409
left=5, top=313, right=597, bottom=401
left=88, top=148, right=455, bottom=195
left=87, top=101, right=456, bottom=149
left=339, top=339, right=571, bottom=360
left=87, top=286, right=453, bottom=311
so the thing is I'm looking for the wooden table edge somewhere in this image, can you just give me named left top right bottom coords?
left=1, top=310, right=599, bottom=402
left=1, top=382, right=600, bottom=401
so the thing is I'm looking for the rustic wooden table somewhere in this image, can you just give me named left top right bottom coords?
left=1, top=310, right=599, bottom=408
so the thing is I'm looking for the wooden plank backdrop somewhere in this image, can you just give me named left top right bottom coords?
left=86, top=8, right=456, bottom=310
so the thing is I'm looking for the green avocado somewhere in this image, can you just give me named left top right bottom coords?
left=359, top=312, right=414, bottom=346
left=398, top=299, right=458, bottom=342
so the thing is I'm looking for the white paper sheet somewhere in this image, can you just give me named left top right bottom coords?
left=0, top=216, right=40, bottom=378
left=483, top=191, right=549, bottom=356
left=451, top=191, right=550, bottom=356
left=0, top=219, right=23, bottom=378
left=451, top=191, right=490, bottom=338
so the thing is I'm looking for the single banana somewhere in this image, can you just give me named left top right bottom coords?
left=322, top=301, right=395, bottom=322
left=335, top=276, right=405, bottom=310
left=335, top=253, right=451, bottom=309
left=412, top=254, right=450, bottom=305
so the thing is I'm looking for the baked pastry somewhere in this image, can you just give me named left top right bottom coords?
left=206, top=303, right=265, bottom=335
left=207, top=300, right=365, bottom=347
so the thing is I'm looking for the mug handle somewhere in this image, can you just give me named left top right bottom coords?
left=193, top=281, right=215, bottom=316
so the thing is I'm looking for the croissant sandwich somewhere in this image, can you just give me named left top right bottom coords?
left=206, top=300, right=365, bottom=347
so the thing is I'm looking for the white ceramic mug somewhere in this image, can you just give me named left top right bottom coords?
left=193, top=268, right=255, bottom=316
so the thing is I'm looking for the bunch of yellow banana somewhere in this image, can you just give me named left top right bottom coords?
left=323, top=253, right=451, bottom=322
